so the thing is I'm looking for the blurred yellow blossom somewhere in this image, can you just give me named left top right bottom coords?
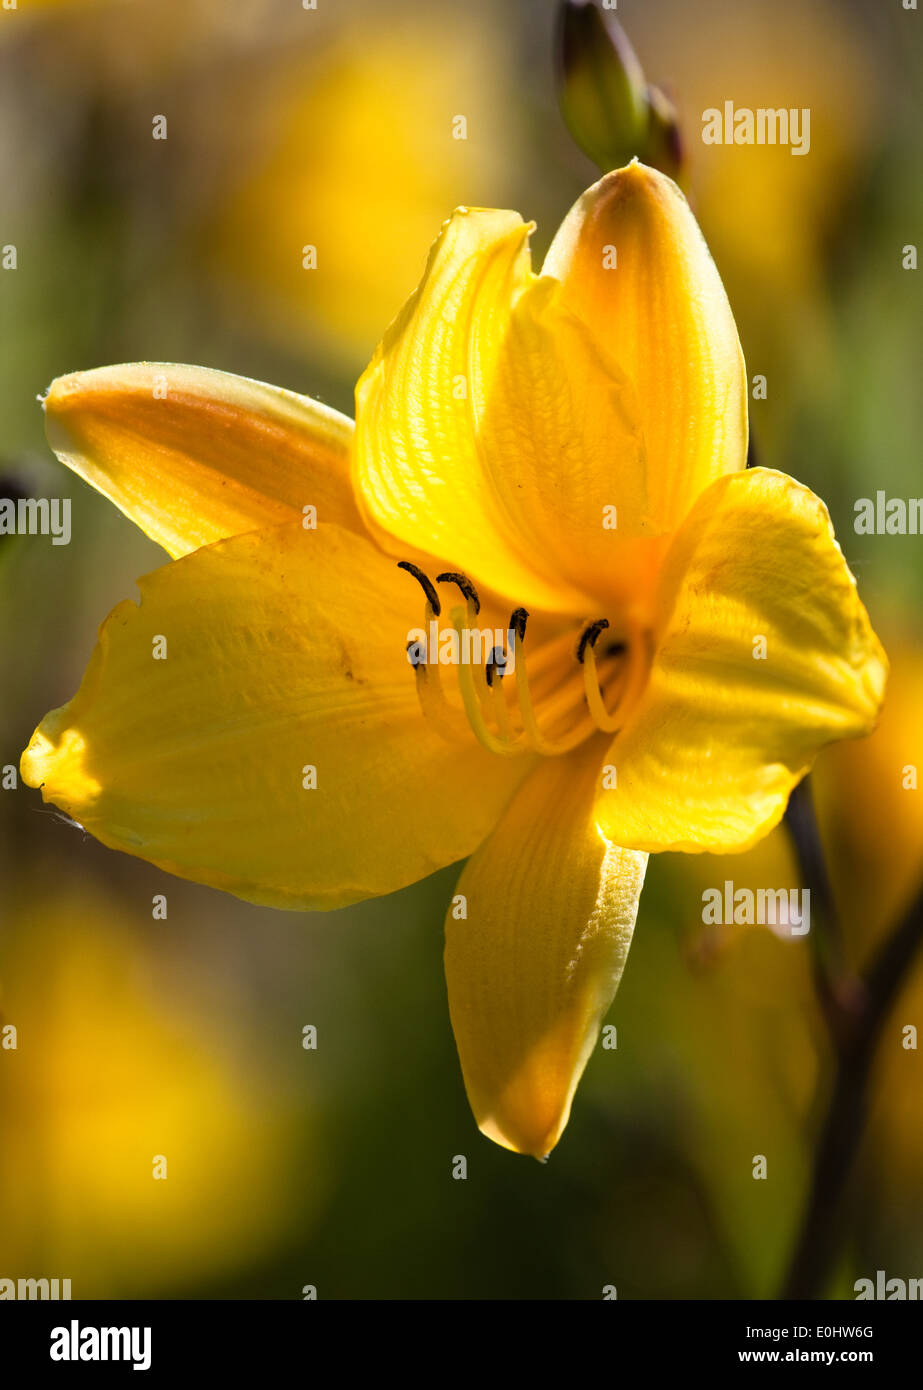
left=211, top=16, right=523, bottom=369
left=0, top=887, right=319, bottom=1296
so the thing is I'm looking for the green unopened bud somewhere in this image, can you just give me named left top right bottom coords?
left=556, top=0, right=648, bottom=172
left=556, top=1, right=685, bottom=183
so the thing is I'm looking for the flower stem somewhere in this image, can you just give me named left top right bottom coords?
left=780, top=857, right=923, bottom=1299
left=784, top=775, right=859, bottom=1047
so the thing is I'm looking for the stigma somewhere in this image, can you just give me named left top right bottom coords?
left=397, top=563, right=651, bottom=758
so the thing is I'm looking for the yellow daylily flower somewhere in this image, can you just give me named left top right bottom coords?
left=21, top=163, right=886, bottom=1157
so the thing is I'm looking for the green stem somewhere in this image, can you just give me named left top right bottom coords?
left=780, top=862, right=923, bottom=1299
left=783, top=776, right=861, bottom=1047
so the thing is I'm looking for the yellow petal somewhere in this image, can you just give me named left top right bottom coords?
left=21, top=519, right=529, bottom=909
left=44, top=363, right=361, bottom=558
left=473, top=279, right=666, bottom=613
left=355, top=208, right=612, bottom=614
left=445, top=742, right=648, bottom=1157
left=596, top=468, right=888, bottom=853
left=542, top=162, right=748, bottom=531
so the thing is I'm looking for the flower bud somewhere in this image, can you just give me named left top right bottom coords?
left=557, top=0, right=648, bottom=171
left=556, top=1, right=685, bottom=182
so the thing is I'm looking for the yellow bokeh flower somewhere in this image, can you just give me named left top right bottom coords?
left=0, top=888, right=315, bottom=1295
left=211, top=17, right=521, bottom=369
left=21, top=163, right=886, bottom=1156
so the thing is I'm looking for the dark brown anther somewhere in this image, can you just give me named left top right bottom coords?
left=436, top=571, right=481, bottom=615
left=397, top=560, right=441, bottom=617
left=508, top=607, right=529, bottom=643
left=576, top=617, right=610, bottom=663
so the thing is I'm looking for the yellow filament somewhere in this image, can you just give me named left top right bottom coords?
left=512, top=630, right=591, bottom=756
left=582, top=621, right=651, bottom=734
left=490, top=667, right=516, bottom=741
left=582, top=645, right=623, bottom=733
left=408, top=602, right=469, bottom=744
left=450, top=607, right=527, bottom=757
left=461, top=598, right=497, bottom=721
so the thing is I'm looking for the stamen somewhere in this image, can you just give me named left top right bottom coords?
left=582, top=640, right=625, bottom=733
left=436, top=571, right=481, bottom=615
left=409, top=600, right=469, bottom=743
left=511, top=627, right=592, bottom=756
left=487, top=646, right=517, bottom=741
left=404, top=571, right=651, bottom=759
left=450, top=606, right=525, bottom=757
left=454, top=596, right=496, bottom=720
left=576, top=618, right=609, bottom=663
left=484, top=645, right=507, bottom=688
left=397, top=560, right=441, bottom=617
left=508, top=607, right=529, bottom=642
left=582, top=619, right=651, bottom=735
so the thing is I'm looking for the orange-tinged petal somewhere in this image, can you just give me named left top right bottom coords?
left=596, top=469, right=888, bottom=853
left=542, top=162, right=748, bottom=531
left=21, top=519, right=529, bottom=909
left=44, top=363, right=361, bottom=557
left=445, top=742, right=647, bottom=1157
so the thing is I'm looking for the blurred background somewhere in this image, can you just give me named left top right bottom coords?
left=0, top=0, right=920, bottom=1298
